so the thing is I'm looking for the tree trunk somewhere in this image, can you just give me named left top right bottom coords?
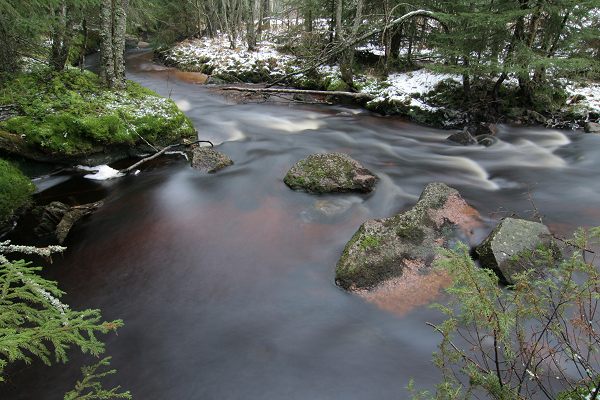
left=100, top=0, right=116, bottom=87
left=334, top=0, right=342, bottom=41
left=246, top=0, right=257, bottom=50
left=50, top=0, right=75, bottom=71
left=112, top=0, right=128, bottom=89
left=100, top=0, right=128, bottom=89
left=79, top=18, right=88, bottom=71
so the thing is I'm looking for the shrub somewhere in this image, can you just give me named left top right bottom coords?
left=411, top=227, right=600, bottom=400
left=0, top=159, right=34, bottom=223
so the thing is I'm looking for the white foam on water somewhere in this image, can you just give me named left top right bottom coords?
left=427, top=155, right=500, bottom=190
left=175, top=99, right=192, bottom=111
left=78, top=165, right=124, bottom=180
left=261, top=115, right=323, bottom=133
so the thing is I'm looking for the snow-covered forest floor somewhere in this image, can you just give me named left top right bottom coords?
left=161, top=31, right=599, bottom=128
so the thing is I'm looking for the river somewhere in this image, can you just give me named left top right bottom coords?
left=2, top=50, right=600, bottom=399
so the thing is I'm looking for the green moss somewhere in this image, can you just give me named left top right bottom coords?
left=396, top=223, right=425, bottom=244
left=0, top=159, right=35, bottom=223
left=0, top=68, right=195, bottom=157
left=359, top=235, right=381, bottom=251
left=326, top=78, right=350, bottom=92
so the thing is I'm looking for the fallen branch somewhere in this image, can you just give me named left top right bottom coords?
left=120, top=139, right=214, bottom=174
left=267, top=9, right=444, bottom=87
left=221, top=86, right=375, bottom=101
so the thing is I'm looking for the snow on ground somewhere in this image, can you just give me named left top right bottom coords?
left=565, top=81, right=600, bottom=113
left=362, top=69, right=460, bottom=112
left=77, top=165, right=123, bottom=180
left=164, top=35, right=296, bottom=77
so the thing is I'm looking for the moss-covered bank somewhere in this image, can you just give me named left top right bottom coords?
left=0, top=159, right=34, bottom=224
left=0, top=68, right=196, bottom=163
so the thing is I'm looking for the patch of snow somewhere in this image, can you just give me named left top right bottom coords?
left=362, top=69, right=460, bottom=115
left=356, top=43, right=385, bottom=56
left=565, top=81, right=600, bottom=113
left=77, top=165, right=123, bottom=180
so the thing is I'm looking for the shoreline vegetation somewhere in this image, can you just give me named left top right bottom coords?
left=157, top=26, right=599, bottom=130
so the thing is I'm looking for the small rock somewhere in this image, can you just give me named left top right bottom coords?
left=284, top=153, right=378, bottom=194
left=190, top=146, right=233, bottom=173
left=447, top=129, right=477, bottom=145
left=335, top=182, right=481, bottom=290
left=475, top=134, right=499, bottom=147
left=468, top=123, right=497, bottom=137
left=475, top=218, right=557, bottom=285
left=137, top=41, right=150, bottom=48
left=584, top=122, right=600, bottom=133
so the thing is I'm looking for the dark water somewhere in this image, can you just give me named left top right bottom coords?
left=2, top=51, right=600, bottom=399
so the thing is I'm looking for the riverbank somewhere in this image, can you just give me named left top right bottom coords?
left=160, top=33, right=600, bottom=130
left=0, top=67, right=196, bottom=165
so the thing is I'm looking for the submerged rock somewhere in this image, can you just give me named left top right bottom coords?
left=476, top=218, right=557, bottom=285
left=190, top=146, right=233, bottom=173
left=284, top=153, right=378, bottom=194
left=584, top=122, right=600, bottom=133
left=34, top=201, right=102, bottom=244
left=335, top=182, right=480, bottom=290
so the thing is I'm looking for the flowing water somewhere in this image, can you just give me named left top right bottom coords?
left=2, top=51, right=600, bottom=399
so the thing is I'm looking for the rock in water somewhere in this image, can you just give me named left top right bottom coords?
left=335, top=183, right=480, bottom=290
left=190, top=146, right=233, bottom=173
left=475, top=218, right=557, bottom=285
left=584, top=122, right=600, bottom=133
left=284, top=153, right=378, bottom=194
left=447, top=129, right=477, bottom=145
left=34, top=201, right=102, bottom=244
left=34, top=202, right=71, bottom=237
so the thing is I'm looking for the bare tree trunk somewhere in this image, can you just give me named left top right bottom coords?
left=340, top=0, right=363, bottom=87
left=245, top=0, right=257, bottom=50
left=100, top=0, right=115, bottom=87
left=100, top=0, right=128, bottom=88
left=79, top=18, right=88, bottom=71
left=50, top=0, right=75, bottom=71
left=334, top=0, right=342, bottom=41
left=113, top=0, right=128, bottom=89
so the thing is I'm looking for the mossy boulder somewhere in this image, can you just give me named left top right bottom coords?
left=335, top=182, right=481, bottom=290
left=284, top=153, right=378, bottom=194
left=475, top=218, right=558, bottom=285
left=0, top=159, right=35, bottom=225
left=190, top=146, right=233, bottom=173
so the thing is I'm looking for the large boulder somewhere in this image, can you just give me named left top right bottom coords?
left=284, top=153, right=378, bottom=194
left=475, top=218, right=557, bottom=284
left=335, top=182, right=480, bottom=290
left=190, top=146, right=233, bottom=173
left=584, top=122, right=600, bottom=134
left=34, top=201, right=102, bottom=244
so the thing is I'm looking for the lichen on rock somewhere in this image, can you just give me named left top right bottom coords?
left=335, top=182, right=481, bottom=291
left=189, top=146, right=233, bottom=173
left=284, top=153, right=378, bottom=194
left=475, top=217, right=558, bottom=285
